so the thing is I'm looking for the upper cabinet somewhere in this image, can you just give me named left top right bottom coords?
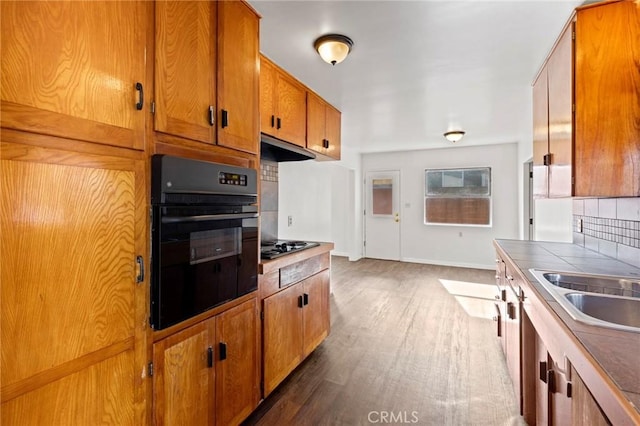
left=533, top=0, right=640, bottom=197
left=0, top=1, right=149, bottom=151
left=574, top=0, right=640, bottom=197
left=259, top=55, right=307, bottom=148
left=533, top=21, right=574, bottom=199
left=154, top=0, right=260, bottom=155
left=306, top=91, right=342, bottom=161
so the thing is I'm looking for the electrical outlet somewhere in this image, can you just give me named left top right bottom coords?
left=288, top=215, right=293, bottom=227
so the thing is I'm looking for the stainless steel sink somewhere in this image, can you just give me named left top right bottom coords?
left=530, top=269, right=640, bottom=333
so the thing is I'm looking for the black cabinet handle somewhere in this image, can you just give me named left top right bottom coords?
left=303, top=293, right=309, bottom=306
left=136, top=255, right=144, bottom=283
left=298, top=295, right=304, bottom=308
left=322, top=139, right=329, bottom=149
left=135, top=82, right=144, bottom=110
left=276, top=117, right=281, bottom=129
left=209, top=106, right=215, bottom=126
left=271, top=115, right=275, bottom=128
left=219, top=342, right=227, bottom=361
left=207, top=346, right=213, bottom=368
left=221, top=109, right=229, bottom=128
left=539, top=361, right=547, bottom=383
left=507, top=302, right=516, bottom=320
left=547, top=369, right=556, bottom=393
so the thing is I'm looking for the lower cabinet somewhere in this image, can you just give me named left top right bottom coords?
left=571, top=367, right=610, bottom=426
left=152, top=298, right=259, bottom=426
left=263, top=269, right=330, bottom=396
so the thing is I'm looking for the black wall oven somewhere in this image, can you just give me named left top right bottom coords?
left=151, top=155, right=258, bottom=330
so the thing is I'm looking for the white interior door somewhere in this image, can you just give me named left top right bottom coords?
left=364, top=170, right=400, bottom=260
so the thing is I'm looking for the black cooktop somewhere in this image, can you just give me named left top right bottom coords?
left=260, top=240, right=320, bottom=260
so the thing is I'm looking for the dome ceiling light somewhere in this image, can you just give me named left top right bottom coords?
left=314, top=34, right=354, bottom=66
left=444, top=130, right=466, bottom=143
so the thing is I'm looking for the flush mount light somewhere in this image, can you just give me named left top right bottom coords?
left=444, top=130, right=465, bottom=143
left=314, top=34, right=353, bottom=66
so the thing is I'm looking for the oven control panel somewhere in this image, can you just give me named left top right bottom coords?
left=218, top=172, right=247, bottom=186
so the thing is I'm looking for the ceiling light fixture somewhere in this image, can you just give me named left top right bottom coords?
left=314, top=34, right=353, bottom=66
left=444, top=130, right=465, bottom=143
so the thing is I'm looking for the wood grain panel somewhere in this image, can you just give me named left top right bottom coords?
left=1, top=157, right=136, bottom=386
left=548, top=22, right=574, bottom=198
left=575, top=1, right=640, bottom=196
left=572, top=367, right=611, bottom=426
left=154, top=0, right=215, bottom=144
left=217, top=1, right=260, bottom=154
left=0, top=1, right=147, bottom=150
left=215, top=298, right=260, bottom=426
left=280, top=253, right=330, bottom=288
left=263, top=284, right=304, bottom=396
left=532, top=68, right=550, bottom=198
left=259, top=56, right=277, bottom=135
left=302, top=270, right=330, bottom=358
left=276, top=72, right=307, bottom=147
left=2, top=350, right=136, bottom=425
left=324, top=103, right=342, bottom=160
left=153, top=319, right=215, bottom=426
left=306, top=91, right=326, bottom=155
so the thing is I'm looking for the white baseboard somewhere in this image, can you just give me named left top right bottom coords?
left=401, top=257, right=494, bottom=271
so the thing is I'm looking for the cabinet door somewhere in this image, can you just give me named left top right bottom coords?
left=1, top=140, right=146, bottom=423
left=1, top=1, right=147, bottom=150
left=154, top=1, right=216, bottom=144
left=535, top=333, right=550, bottom=426
left=263, top=284, right=304, bottom=396
left=153, top=319, right=215, bottom=426
left=547, top=22, right=574, bottom=198
left=302, top=270, right=331, bottom=357
left=259, top=58, right=278, bottom=136
left=215, top=299, right=260, bottom=426
left=324, top=104, right=342, bottom=160
left=306, top=91, right=327, bottom=155
left=532, top=67, right=549, bottom=199
left=575, top=1, right=640, bottom=196
left=505, top=274, right=521, bottom=407
left=217, top=1, right=260, bottom=154
left=276, top=72, right=307, bottom=147
left=571, top=367, right=610, bottom=426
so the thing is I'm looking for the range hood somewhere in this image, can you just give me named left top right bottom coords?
left=260, top=134, right=316, bottom=162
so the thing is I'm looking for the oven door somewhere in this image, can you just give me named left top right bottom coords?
left=151, top=207, right=257, bottom=330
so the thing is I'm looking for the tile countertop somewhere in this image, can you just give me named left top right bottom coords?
left=494, top=239, right=640, bottom=423
left=258, top=242, right=334, bottom=275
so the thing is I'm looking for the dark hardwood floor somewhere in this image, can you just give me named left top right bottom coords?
left=244, top=256, right=525, bottom=426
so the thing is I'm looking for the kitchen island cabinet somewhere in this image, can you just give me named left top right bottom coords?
left=533, top=0, right=640, bottom=197
left=494, top=239, right=640, bottom=426
left=259, top=243, right=333, bottom=396
left=154, top=0, right=260, bottom=155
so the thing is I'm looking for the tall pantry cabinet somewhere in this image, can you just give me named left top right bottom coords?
left=1, top=1, right=151, bottom=424
left=1, top=0, right=261, bottom=424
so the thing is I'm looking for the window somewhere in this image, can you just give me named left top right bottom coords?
left=424, top=167, right=491, bottom=226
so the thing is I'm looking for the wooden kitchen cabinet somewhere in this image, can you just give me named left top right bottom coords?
left=154, top=0, right=260, bottom=154
left=494, top=257, right=507, bottom=354
left=504, top=265, right=523, bottom=411
left=1, top=138, right=148, bottom=425
left=263, top=267, right=330, bottom=396
left=574, top=0, right=640, bottom=197
left=571, top=367, right=610, bottom=426
left=533, top=0, right=640, bottom=197
left=260, top=55, right=307, bottom=147
left=306, top=90, right=341, bottom=160
left=532, top=20, right=573, bottom=199
left=1, top=1, right=149, bottom=151
left=153, top=298, right=259, bottom=426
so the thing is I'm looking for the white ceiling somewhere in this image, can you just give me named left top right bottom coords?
left=249, top=0, right=583, bottom=155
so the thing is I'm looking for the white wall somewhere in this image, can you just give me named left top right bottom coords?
left=362, top=143, right=520, bottom=269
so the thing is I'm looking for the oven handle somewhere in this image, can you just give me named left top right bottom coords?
left=161, top=212, right=258, bottom=224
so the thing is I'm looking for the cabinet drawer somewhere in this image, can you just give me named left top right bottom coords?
left=279, top=252, right=329, bottom=288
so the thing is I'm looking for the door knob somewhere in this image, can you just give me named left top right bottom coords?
left=394, top=213, right=399, bottom=222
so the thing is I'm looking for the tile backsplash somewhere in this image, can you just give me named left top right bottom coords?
left=573, top=198, right=640, bottom=267
left=260, top=160, right=279, bottom=242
